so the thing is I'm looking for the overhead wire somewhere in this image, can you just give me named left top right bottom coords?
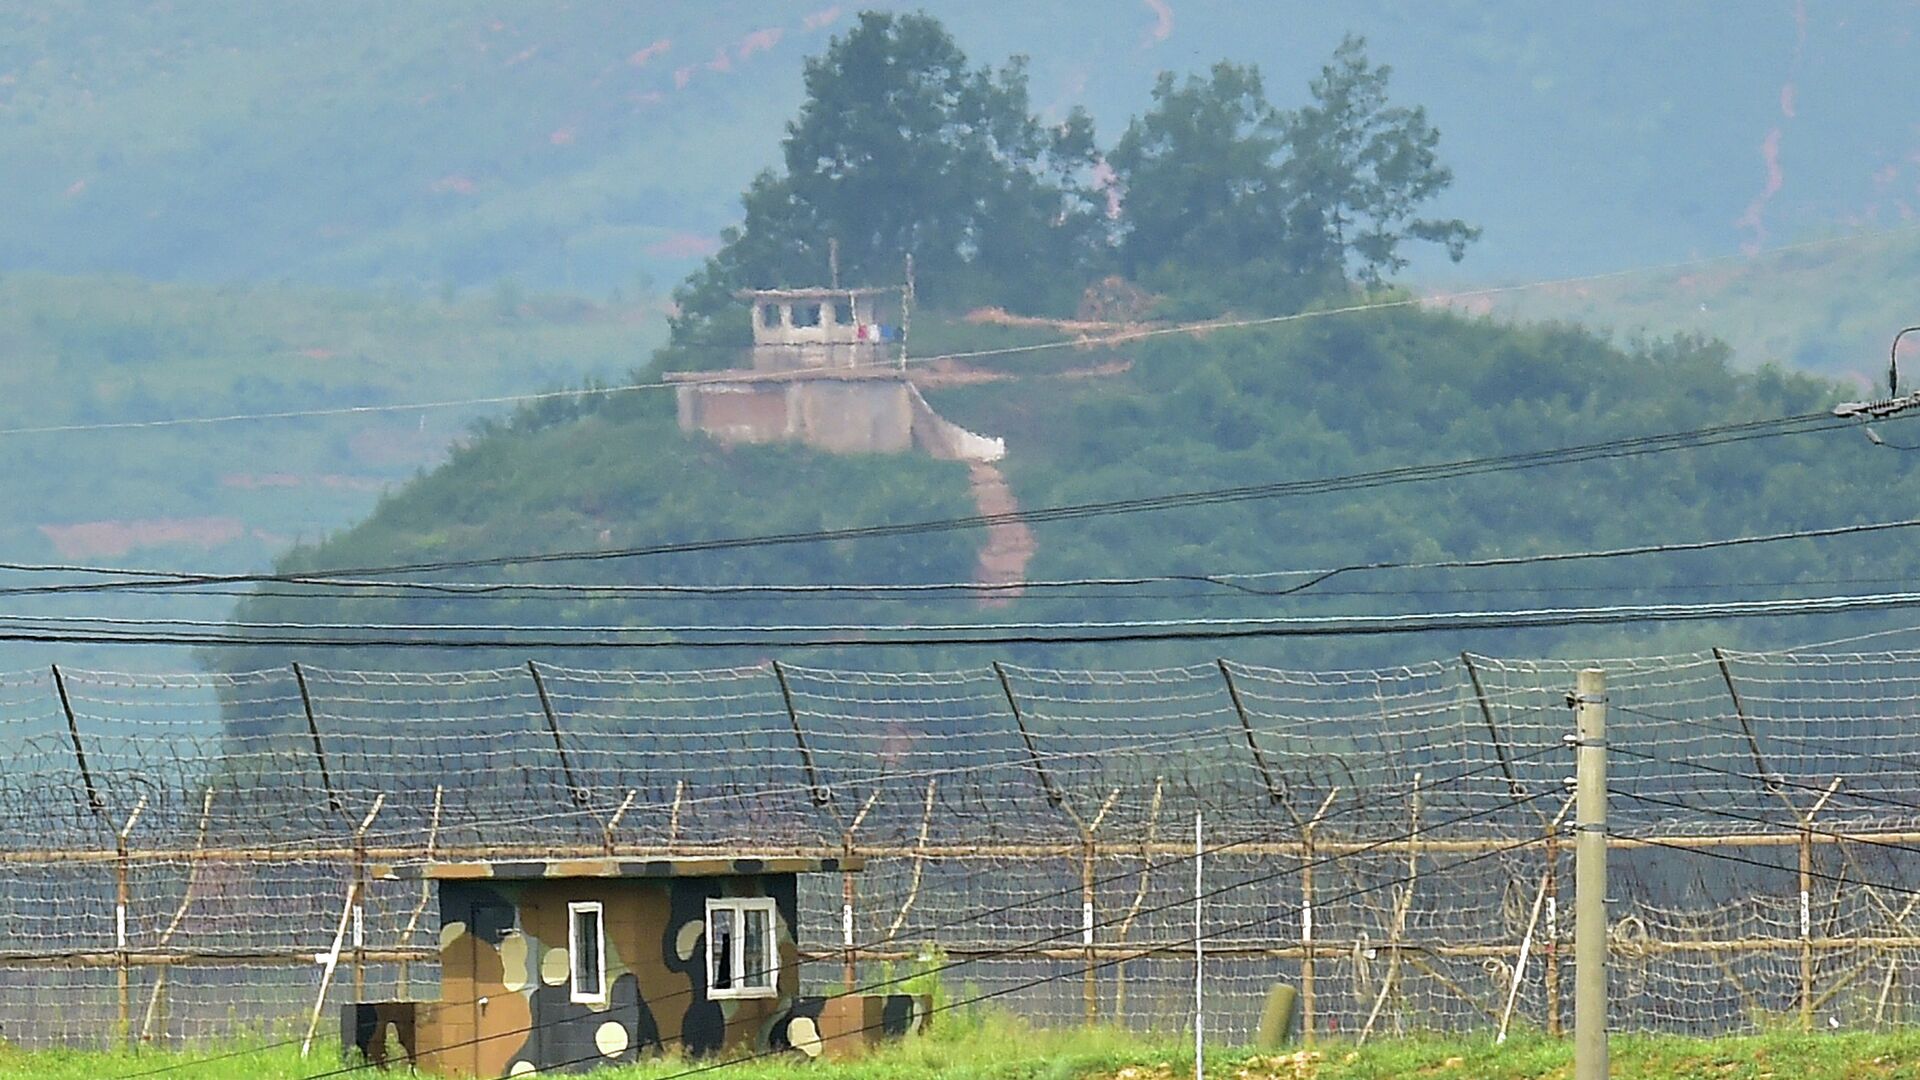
left=14, top=513, right=1918, bottom=602
left=1608, top=746, right=1920, bottom=824
left=59, top=572, right=1920, bottom=607
left=21, top=589, right=1920, bottom=648
left=1614, top=790, right=1920, bottom=863
left=1611, top=703, right=1920, bottom=780
left=19, top=219, right=1920, bottom=443
left=0, top=407, right=1887, bottom=602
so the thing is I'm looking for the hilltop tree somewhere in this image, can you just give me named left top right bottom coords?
left=1107, top=63, right=1298, bottom=299
left=671, top=11, right=1104, bottom=350
left=1281, top=36, right=1479, bottom=286
left=1110, top=36, right=1477, bottom=309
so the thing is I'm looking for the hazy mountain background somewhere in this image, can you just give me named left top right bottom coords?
left=10, top=2, right=1920, bottom=297
left=7, top=1, right=1920, bottom=673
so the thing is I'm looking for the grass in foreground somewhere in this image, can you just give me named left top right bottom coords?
left=8, top=1018, right=1920, bottom=1080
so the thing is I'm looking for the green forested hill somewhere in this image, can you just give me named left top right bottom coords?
left=21, top=4, right=1920, bottom=680
left=209, top=305, right=1920, bottom=675
left=0, top=273, right=657, bottom=563
left=0, top=273, right=660, bottom=671
left=1440, top=227, right=1920, bottom=387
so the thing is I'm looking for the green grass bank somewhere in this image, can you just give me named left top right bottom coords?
left=12, top=1018, right=1920, bottom=1080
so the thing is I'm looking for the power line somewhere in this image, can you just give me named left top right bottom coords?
left=1607, top=745, right=1920, bottom=821
left=0, top=408, right=1874, bottom=600
left=1615, top=790, right=1920, bottom=862
left=1611, top=703, right=1920, bottom=776
left=22, top=513, right=1906, bottom=602
left=53, top=572, right=1920, bottom=610
left=21, top=221, right=1919, bottom=443
left=23, top=585, right=1920, bottom=638
left=20, top=588, right=1920, bottom=649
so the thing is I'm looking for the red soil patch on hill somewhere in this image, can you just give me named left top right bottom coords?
left=40, top=517, right=246, bottom=559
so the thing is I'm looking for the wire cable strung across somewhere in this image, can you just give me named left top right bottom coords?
left=5, top=220, right=1917, bottom=442
left=13, top=587, right=1920, bottom=650
left=0, top=405, right=1880, bottom=600
left=11, top=513, right=1920, bottom=601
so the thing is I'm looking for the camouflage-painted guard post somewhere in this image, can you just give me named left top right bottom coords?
left=344, top=856, right=929, bottom=1077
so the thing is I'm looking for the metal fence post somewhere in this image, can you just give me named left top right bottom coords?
left=291, top=663, right=344, bottom=814
left=1218, top=660, right=1283, bottom=803
left=527, top=660, right=588, bottom=806
left=770, top=661, right=831, bottom=806
left=993, top=662, right=1066, bottom=808
left=51, top=665, right=105, bottom=815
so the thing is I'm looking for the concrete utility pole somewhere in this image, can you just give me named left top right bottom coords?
left=1573, top=668, right=1608, bottom=1080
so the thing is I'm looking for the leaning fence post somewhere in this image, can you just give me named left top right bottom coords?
left=1715, top=647, right=1822, bottom=1030
left=1462, top=653, right=1539, bottom=820
left=50, top=665, right=104, bottom=814
left=846, top=791, right=883, bottom=991
left=396, top=786, right=442, bottom=1001
left=527, top=660, right=588, bottom=806
left=770, top=662, right=831, bottom=806
left=1082, top=788, right=1119, bottom=1027
left=142, top=786, right=215, bottom=1044
left=602, top=789, right=637, bottom=856
left=1300, top=789, right=1338, bottom=1047
left=1713, top=648, right=1788, bottom=799
left=1114, top=777, right=1165, bottom=1022
left=1360, top=774, right=1422, bottom=1044
left=1218, top=660, right=1283, bottom=803
left=1193, top=808, right=1204, bottom=1080
left=351, top=795, right=384, bottom=1005
left=1544, top=814, right=1563, bottom=1037
left=1572, top=669, right=1608, bottom=1080
left=992, top=662, right=1066, bottom=809
left=1499, top=795, right=1574, bottom=1044
left=290, top=663, right=344, bottom=814
left=114, top=795, right=146, bottom=1049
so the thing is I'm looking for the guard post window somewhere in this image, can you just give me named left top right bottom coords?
left=705, top=898, right=777, bottom=999
left=568, top=901, right=605, bottom=1004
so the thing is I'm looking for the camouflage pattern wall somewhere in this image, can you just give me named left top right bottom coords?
left=421, top=871, right=799, bottom=1075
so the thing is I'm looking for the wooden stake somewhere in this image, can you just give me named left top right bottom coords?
left=883, top=781, right=939, bottom=946
left=1301, top=788, right=1338, bottom=1047
left=1114, top=777, right=1164, bottom=1020
left=114, top=796, right=146, bottom=1049
left=1360, top=775, right=1423, bottom=1044
left=396, top=786, right=443, bottom=1000
left=140, top=787, right=214, bottom=1043
left=1545, top=816, right=1564, bottom=1037
left=602, top=789, right=637, bottom=855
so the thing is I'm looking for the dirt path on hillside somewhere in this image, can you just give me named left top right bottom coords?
left=967, top=462, right=1035, bottom=607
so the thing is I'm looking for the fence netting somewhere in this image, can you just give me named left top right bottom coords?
left=3, top=646, right=1920, bottom=1049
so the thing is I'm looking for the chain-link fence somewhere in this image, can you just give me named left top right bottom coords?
left=4, top=645, right=1920, bottom=1048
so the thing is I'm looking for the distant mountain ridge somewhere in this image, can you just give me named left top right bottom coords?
left=8, top=1, right=1920, bottom=294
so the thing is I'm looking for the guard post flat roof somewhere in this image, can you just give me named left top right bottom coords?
left=373, top=855, right=864, bottom=881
